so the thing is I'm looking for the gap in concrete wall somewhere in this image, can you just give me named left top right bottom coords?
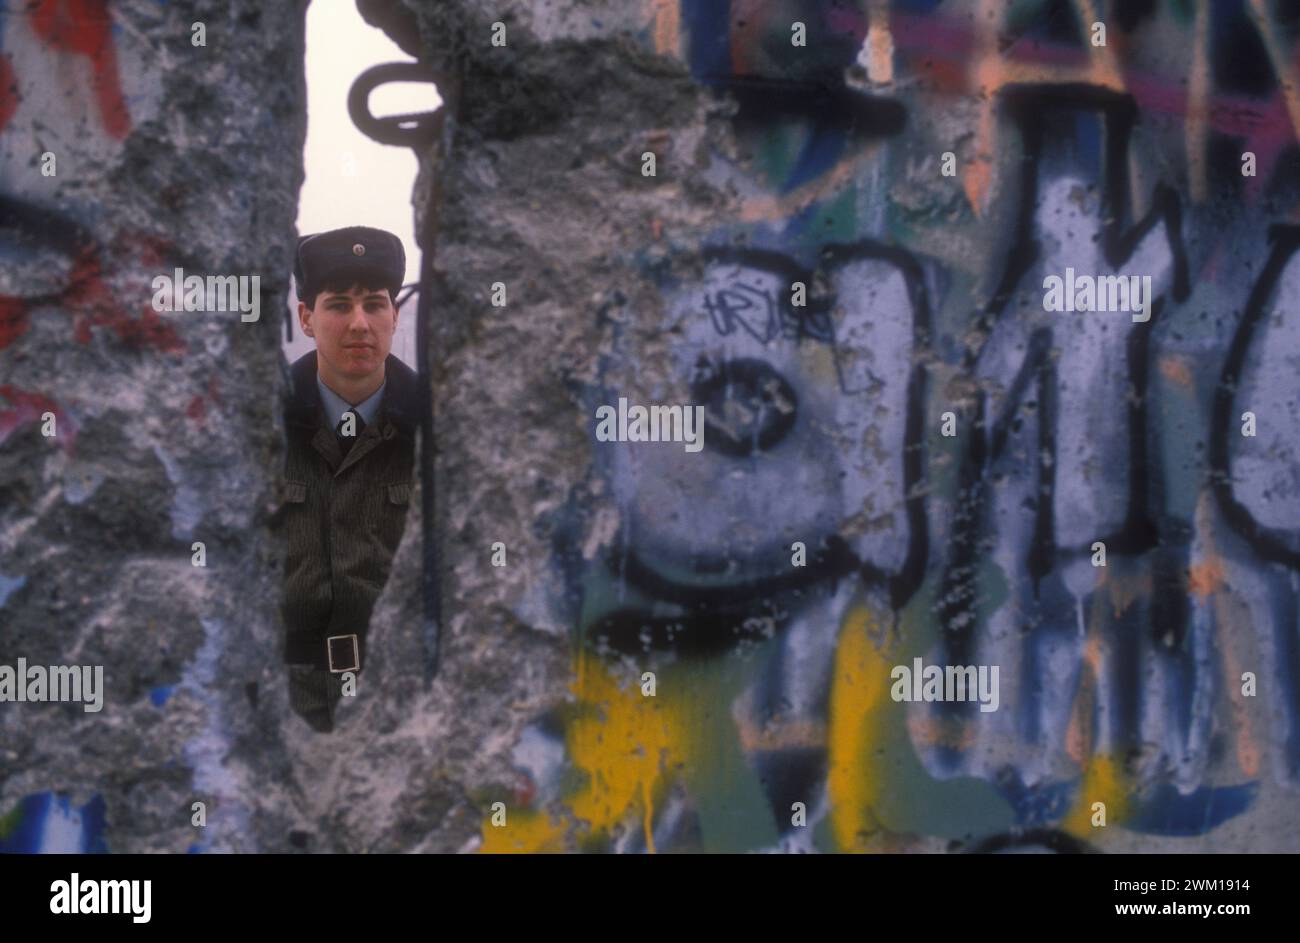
left=282, top=0, right=440, bottom=369
left=276, top=1, right=442, bottom=717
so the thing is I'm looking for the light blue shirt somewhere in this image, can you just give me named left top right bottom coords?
left=317, top=376, right=386, bottom=430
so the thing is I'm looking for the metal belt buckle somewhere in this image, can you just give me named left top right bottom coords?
left=326, top=634, right=360, bottom=673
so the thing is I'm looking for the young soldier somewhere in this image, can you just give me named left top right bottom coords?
left=280, top=226, right=418, bottom=732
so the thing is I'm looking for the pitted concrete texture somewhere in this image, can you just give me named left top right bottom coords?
left=1, top=0, right=307, bottom=853
left=5, top=0, right=1300, bottom=854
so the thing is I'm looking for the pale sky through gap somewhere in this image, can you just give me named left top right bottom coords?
left=285, top=0, right=440, bottom=367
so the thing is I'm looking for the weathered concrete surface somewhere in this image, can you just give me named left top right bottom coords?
left=0, top=0, right=307, bottom=853
left=5, top=0, right=1300, bottom=855
left=385, top=1, right=1300, bottom=852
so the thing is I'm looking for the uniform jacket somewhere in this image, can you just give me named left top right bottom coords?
left=279, top=350, right=419, bottom=672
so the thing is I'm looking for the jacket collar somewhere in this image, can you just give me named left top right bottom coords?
left=285, top=350, right=420, bottom=436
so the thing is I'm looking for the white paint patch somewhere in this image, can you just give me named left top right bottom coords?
left=179, top=617, right=250, bottom=851
left=0, top=573, right=26, bottom=608
left=152, top=444, right=204, bottom=539
left=32, top=799, right=86, bottom=853
left=62, top=469, right=104, bottom=505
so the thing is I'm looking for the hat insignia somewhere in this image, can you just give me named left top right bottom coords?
left=352, top=243, right=365, bottom=256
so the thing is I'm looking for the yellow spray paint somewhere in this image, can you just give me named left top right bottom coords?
left=827, top=595, right=897, bottom=852
left=1060, top=752, right=1129, bottom=837
left=481, top=648, right=714, bottom=853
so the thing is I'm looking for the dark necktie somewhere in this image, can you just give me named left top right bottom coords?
left=336, top=409, right=365, bottom=456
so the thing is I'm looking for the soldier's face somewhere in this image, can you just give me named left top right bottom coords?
left=299, top=285, right=398, bottom=381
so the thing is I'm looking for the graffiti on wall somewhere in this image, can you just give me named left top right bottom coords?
left=1, top=0, right=180, bottom=443
left=486, top=0, right=1300, bottom=852
left=0, top=1, right=229, bottom=851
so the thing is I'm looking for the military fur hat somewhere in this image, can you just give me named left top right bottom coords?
left=295, top=226, right=405, bottom=303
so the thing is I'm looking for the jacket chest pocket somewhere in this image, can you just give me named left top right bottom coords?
left=370, top=480, right=413, bottom=554
left=279, top=478, right=321, bottom=582
left=276, top=478, right=309, bottom=522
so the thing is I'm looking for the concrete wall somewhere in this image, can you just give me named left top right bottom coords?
left=402, top=0, right=1300, bottom=852
left=3, top=0, right=1300, bottom=854
left=0, top=0, right=306, bottom=853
